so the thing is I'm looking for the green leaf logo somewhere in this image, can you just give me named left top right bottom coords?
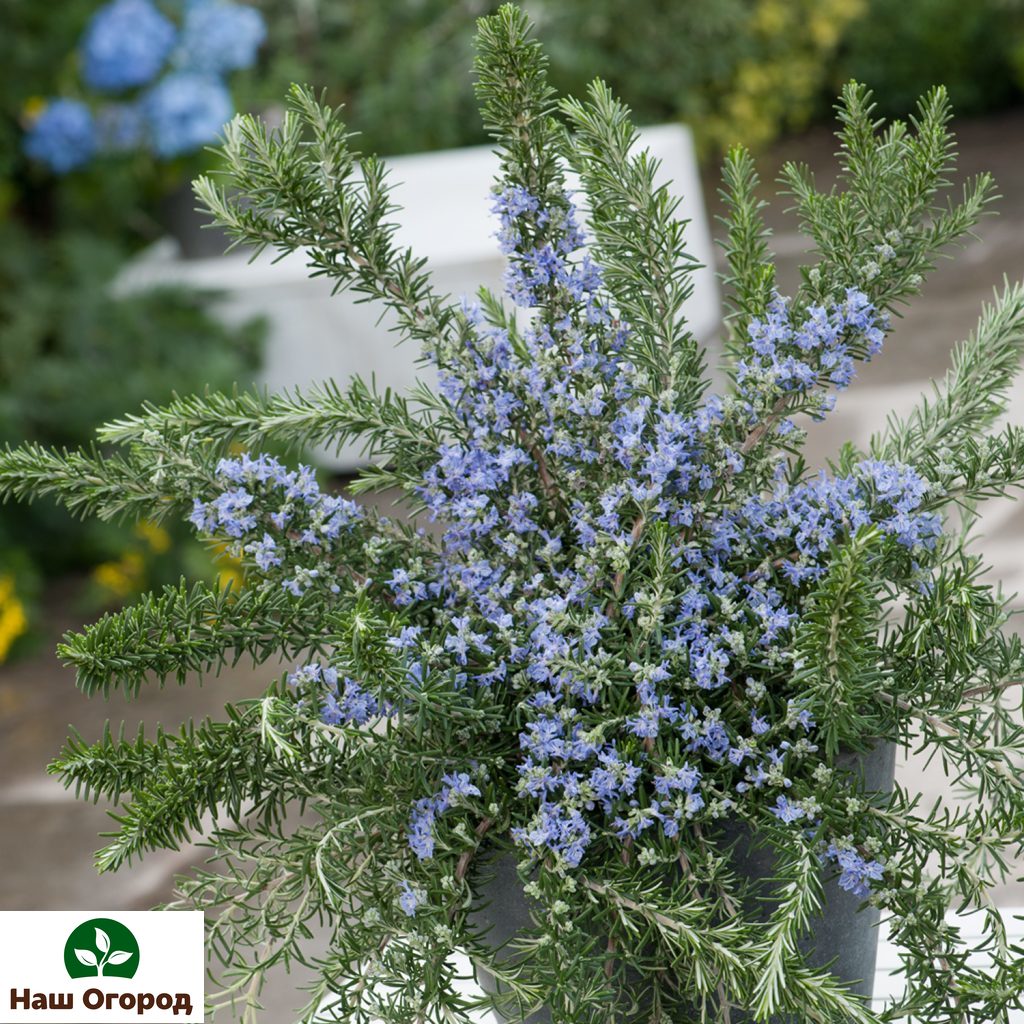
left=63, top=918, right=140, bottom=979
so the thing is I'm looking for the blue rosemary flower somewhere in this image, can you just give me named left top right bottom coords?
left=190, top=454, right=363, bottom=598
left=824, top=841, right=885, bottom=898
left=398, top=881, right=422, bottom=917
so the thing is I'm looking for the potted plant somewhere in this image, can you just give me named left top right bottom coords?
left=4, top=6, right=1024, bottom=1021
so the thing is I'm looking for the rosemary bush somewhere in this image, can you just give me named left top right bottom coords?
left=4, top=6, right=1024, bottom=1022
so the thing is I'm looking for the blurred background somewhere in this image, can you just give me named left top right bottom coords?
left=2, top=0, right=1024, bottom=1017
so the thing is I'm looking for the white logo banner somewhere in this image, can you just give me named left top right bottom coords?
left=0, top=911, right=203, bottom=1023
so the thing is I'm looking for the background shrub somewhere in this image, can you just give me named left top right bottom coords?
left=240, top=0, right=863, bottom=155
left=832, top=0, right=1024, bottom=118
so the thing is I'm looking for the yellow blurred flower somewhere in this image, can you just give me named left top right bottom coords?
left=215, top=565, right=245, bottom=594
left=22, top=96, right=47, bottom=121
left=704, top=0, right=866, bottom=153
left=134, top=519, right=172, bottom=554
left=91, top=551, right=146, bottom=599
left=0, top=575, right=28, bottom=663
left=210, top=540, right=245, bottom=595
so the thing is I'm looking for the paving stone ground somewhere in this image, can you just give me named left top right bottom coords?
left=2, top=108, right=1023, bottom=1019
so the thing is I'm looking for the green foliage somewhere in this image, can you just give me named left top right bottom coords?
left=0, top=222, right=262, bottom=588
left=57, top=580, right=330, bottom=698
left=474, top=8, right=563, bottom=202
left=561, top=81, right=703, bottom=406
left=98, top=378, right=449, bottom=494
left=52, top=707, right=296, bottom=871
left=717, top=145, right=777, bottom=365
left=875, top=281, right=1024, bottom=465
left=778, top=83, right=994, bottom=312
left=5, top=6, right=1024, bottom=1023
left=790, top=527, right=889, bottom=757
left=193, top=86, right=470, bottom=363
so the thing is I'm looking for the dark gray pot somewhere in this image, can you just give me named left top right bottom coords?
left=160, top=184, right=232, bottom=260
left=469, top=743, right=896, bottom=1023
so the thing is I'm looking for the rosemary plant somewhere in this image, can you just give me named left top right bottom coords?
left=4, top=6, right=1024, bottom=1021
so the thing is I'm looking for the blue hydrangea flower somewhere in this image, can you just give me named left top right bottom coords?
left=142, top=72, right=232, bottom=157
left=23, top=99, right=97, bottom=173
left=178, top=1, right=267, bottom=74
left=82, top=0, right=177, bottom=92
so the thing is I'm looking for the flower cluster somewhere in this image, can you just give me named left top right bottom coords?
left=823, top=840, right=885, bottom=898
left=182, top=184, right=940, bottom=909
left=143, top=73, right=233, bottom=158
left=737, top=289, right=886, bottom=422
left=409, top=773, right=483, bottom=861
left=423, top=188, right=938, bottom=891
left=24, top=0, right=265, bottom=170
left=383, top=189, right=935, bottom=885
left=176, top=1, right=266, bottom=75
left=286, top=663, right=384, bottom=729
left=82, top=0, right=176, bottom=92
left=189, top=453, right=364, bottom=598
